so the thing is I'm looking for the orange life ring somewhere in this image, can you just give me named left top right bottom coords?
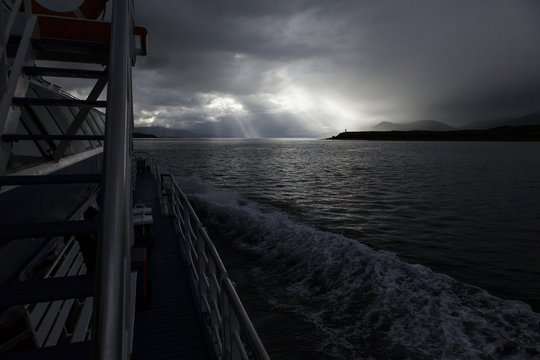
left=21, top=0, right=108, bottom=20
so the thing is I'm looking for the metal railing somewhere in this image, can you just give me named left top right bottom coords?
left=0, top=0, right=36, bottom=174
left=133, top=151, right=163, bottom=208
left=92, top=0, right=135, bottom=359
left=158, top=172, right=270, bottom=360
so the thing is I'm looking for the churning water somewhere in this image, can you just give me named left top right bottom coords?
left=135, top=138, right=540, bottom=359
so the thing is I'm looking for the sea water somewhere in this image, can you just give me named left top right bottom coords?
left=135, top=138, right=540, bottom=359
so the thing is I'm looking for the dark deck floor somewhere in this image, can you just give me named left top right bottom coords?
left=132, top=169, right=215, bottom=359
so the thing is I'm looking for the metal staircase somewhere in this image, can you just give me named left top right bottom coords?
left=0, top=0, right=147, bottom=358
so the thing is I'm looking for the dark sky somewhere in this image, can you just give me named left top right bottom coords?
left=130, top=0, right=540, bottom=137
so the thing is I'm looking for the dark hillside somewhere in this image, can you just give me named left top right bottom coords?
left=329, top=125, right=540, bottom=141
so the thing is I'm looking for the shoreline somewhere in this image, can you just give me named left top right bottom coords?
left=328, top=125, right=540, bottom=141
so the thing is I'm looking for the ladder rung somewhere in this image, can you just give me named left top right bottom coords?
left=32, top=38, right=109, bottom=64
left=1, top=134, right=105, bottom=141
left=23, top=66, right=107, bottom=79
left=0, top=220, right=98, bottom=241
left=0, top=340, right=90, bottom=360
left=0, top=275, right=94, bottom=308
left=0, top=174, right=101, bottom=186
left=12, top=97, right=106, bottom=107
left=32, top=38, right=109, bottom=50
left=31, top=38, right=109, bottom=54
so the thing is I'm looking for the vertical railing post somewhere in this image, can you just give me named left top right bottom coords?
left=222, top=291, right=232, bottom=359
left=209, top=260, right=222, bottom=357
left=23, top=0, right=31, bottom=19
left=197, top=225, right=208, bottom=312
left=0, top=3, right=7, bottom=96
left=92, top=0, right=134, bottom=359
left=230, top=311, right=241, bottom=359
left=0, top=0, right=25, bottom=100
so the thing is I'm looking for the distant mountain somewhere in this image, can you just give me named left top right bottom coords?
left=134, top=126, right=209, bottom=138
left=133, top=132, right=157, bottom=138
left=373, top=120, right=456, bottom=131
left=371, top=113, right=540, bottom=132
left=372, top=121, right=399, bottom=131
left=462, top=112, right=540, bottom=130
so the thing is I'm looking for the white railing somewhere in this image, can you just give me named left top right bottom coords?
left=154, top=170, right=269, bottom=360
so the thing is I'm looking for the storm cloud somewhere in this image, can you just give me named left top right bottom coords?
left=131, top=0, right=540, bottom=137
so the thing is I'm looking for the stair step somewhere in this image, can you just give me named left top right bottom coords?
left=32, top=38, right=109, bottom=50
left=0, top=341, right=90, bottom=360
left=32, top=38, right=109, bottom=64
left=12, top=97, right=106, bottom=107
left=1, top=134, right=105, bottom=141
left=0, top=274, right=94, bottom=308
left=0, top=174, right=101, bottom=186
left=23, top=66, right=107, bottom=79
left=0, top=220, right=98, bottom=241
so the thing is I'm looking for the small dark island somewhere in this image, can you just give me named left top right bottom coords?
left=329, top=125, right=540, bottom=142
left=133, top=132, right=158, bottom=138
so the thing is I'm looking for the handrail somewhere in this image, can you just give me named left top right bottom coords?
left=0, top=3, right=36, bottom=174
left=0, top=0, right=23, bottom=61
left=159, top=172, right=270, bottom=360
left=92, top=0, right=134, bottom=359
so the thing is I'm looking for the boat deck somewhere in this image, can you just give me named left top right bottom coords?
left=131, top=169, right=216, bottom=359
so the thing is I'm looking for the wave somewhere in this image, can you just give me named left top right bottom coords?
left=178, top=176, right=540, bottom=359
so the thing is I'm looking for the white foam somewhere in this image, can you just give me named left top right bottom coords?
left=176, top=175, right=213, bottom=194
left=183, top=177, right=540, bottom=359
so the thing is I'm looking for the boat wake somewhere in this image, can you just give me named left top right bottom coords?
left=178, top=176, right=540, bottom=359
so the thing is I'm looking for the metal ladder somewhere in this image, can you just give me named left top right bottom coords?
left=0, top=0, right=146, bottom=358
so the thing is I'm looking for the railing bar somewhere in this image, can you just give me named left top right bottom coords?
left=186, top=249, right=196, bottom=266
left=189, top=263, right=198, bottom=281
left=43, top=236, right=75, bottom=279
left=233, top=332, right=250, bottom=360
left=211, top=299, right=221, bottom=322
left=200, top=247, right=209, bottom=263
left=202, top=274, right=210, bottom=290
left=188, top=241, right=197, bottom=258
left=190, top=247, right=199, bottom=262
left=224, top=278, right=270, bottom=360
left=3, top=0, right=23, bottom=44
left=213, top=325, right=223, bottom=353
left=202, top=297, right=211, bottom=313
left=212, top=274, right=221, bottom=295
left=0, top=15, right=35, bottom=135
